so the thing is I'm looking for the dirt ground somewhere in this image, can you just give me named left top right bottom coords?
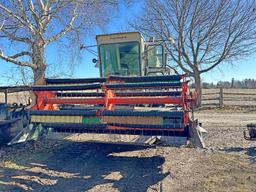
left=0, top=107, right=256, bottom=192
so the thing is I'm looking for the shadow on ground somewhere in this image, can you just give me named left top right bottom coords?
left=0, top=141, right=169, bottom=192
left=221, top=146, right=256, bottom=163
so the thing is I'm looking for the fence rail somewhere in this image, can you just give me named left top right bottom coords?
left=202, top=88, right=256, bottom=107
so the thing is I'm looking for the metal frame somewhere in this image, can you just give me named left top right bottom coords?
left=30, top=74, right=191, bottom=134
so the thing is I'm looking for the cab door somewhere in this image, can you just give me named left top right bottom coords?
left=145, top=43, right=166, bottom=76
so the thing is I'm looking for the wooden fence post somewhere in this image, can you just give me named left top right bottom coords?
left=219, top=87, right=224, bottom=108
left=4, top=89, right=8, bottom=104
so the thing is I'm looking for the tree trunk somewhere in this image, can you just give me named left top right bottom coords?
left=32, top=40, right=46, bottom=85
left=193, top=71, right=202, bottom=107
left=33, top=66, right=46, bottom=85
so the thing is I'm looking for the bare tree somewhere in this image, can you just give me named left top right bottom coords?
left=0, top=0, right=123, bottom=85
left=135, top=0, right=256, bottom=106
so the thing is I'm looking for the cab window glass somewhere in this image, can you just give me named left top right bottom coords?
left=99, top=42, right=140, bottom=77
left=147, top=45, right=163, bottom=68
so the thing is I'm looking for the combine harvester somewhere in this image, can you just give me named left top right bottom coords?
left=6, top=32, right=205, bottom=147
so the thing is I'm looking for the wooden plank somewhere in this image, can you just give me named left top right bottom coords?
left=202, top=93, right=219, bottom=96
left=202, top=97, right=219, bottom=101
left=224, top=92, right=256, bottom=96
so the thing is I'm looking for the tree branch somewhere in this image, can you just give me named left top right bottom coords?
left=0, top=4, right=24, bottom=25
left=0, top=49, right=35, bottom=68
left=37, top=0, right=45, bottom=12
left=45, top=7, right=78, bottom=44
left=1, top=28, right=32, bottom=43
left=0, top=2, right=35, bottom=34
left=28, top=0, right=40, bottom=25
left=0, top=20, right=4, bottom=31
left=9, top=51, right=32, bottom=59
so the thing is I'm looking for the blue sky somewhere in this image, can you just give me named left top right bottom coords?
left=0, top=2, right=255, bottom=85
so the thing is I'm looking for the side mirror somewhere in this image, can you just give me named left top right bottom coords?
left=92, top=58, right=99, bottom=68
left=92, top=58, right=98, bottom=63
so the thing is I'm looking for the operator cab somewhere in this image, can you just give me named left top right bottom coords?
left=96, top=32, right=168, bottom=77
